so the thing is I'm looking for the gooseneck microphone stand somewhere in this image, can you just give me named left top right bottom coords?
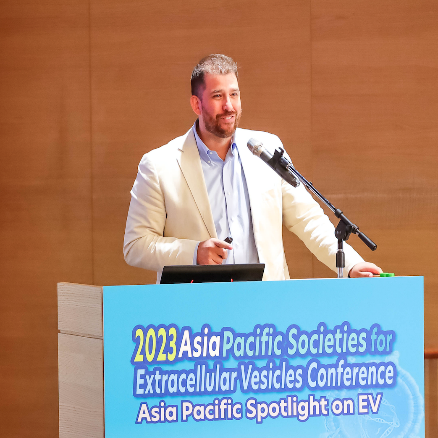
left=268, top=148, right=377, bottom=278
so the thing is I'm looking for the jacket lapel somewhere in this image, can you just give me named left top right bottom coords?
left=177, top=130, right=217, bottom=238
left=235, top=129, right=263, bottom=260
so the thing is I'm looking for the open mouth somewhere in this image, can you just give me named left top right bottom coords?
left=220, top=114, right=235, bottom=121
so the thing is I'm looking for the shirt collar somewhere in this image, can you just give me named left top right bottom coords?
left=192, top=120, right=237, bottom=163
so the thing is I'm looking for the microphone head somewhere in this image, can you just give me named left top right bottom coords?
left=247, top=138, right=264, bottom=157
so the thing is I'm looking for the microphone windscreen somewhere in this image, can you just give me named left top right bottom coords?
left=247, top=138, right=263, bottom=155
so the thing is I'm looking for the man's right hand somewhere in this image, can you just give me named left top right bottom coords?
left=197, top=238, right=233, bottom=265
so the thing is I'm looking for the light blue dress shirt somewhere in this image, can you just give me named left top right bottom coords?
left=192, top=122, right=259, bottom=265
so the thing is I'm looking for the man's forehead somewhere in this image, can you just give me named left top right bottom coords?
left=203, top=72, right=239, bottom=91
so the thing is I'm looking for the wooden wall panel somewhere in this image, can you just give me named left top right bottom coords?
left=90, top=0, right=313, bottom=285
left=311, top=0, right=438, bottom=346
left=425, top=358, right=438, bottom=437
left=0, top=1, right=92, bottom=437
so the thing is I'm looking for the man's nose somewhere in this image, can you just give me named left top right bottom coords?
left=223, top=97, right=234, bottom=112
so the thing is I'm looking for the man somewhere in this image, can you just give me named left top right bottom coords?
left=124, top=54, right=382, bottom=281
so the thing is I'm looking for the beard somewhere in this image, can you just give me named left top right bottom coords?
left=201, top=107, right=242, bottom=139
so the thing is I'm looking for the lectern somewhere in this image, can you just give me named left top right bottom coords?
left=58, top=277, right=425, bottom=437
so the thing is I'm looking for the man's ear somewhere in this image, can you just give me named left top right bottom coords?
left=190, top=95, right=202, bottom=116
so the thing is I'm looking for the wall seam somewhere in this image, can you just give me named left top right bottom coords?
left=88, top=0, right=95, bottom=285
left=310, top=0, right=315, bottom=279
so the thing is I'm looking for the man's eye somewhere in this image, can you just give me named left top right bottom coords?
left=213, top=94, right=221, bottom=98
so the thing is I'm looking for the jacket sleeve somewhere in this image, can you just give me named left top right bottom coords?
left=281, top=177, right=364, bottom=277
left=123, top=153, right=198, bottom=272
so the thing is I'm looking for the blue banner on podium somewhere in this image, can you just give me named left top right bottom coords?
left=103, top=277, right=424, bottom=437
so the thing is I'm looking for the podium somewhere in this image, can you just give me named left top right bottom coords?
left=58, top=283, right=104, bottom=438
left=58, top=278, right=425, bottom=437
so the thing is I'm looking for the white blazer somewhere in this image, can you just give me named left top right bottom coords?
left=123, top=127, right=363, bottom=281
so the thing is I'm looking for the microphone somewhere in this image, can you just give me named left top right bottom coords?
left=247, top=138, right=300, bottom=187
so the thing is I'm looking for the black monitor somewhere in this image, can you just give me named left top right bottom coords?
left=160, top=263, right=265, bottom=284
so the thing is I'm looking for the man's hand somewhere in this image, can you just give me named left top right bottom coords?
left=197, top=238, right=233, bottom=265
left=348, top=262, right=383, bottom=278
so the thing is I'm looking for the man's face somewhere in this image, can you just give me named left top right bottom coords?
left=196, top=72, right=242, bottom=139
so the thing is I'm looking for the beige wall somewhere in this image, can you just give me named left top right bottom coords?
left=0, top=0, right=437, bottom=436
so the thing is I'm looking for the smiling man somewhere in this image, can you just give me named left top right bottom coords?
left=190, top=70, right=242, bottom=149
left=123, top=54, right=381, bottom=281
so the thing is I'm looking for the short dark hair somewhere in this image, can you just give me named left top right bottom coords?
left=191, top=54, right=238, bottom=98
